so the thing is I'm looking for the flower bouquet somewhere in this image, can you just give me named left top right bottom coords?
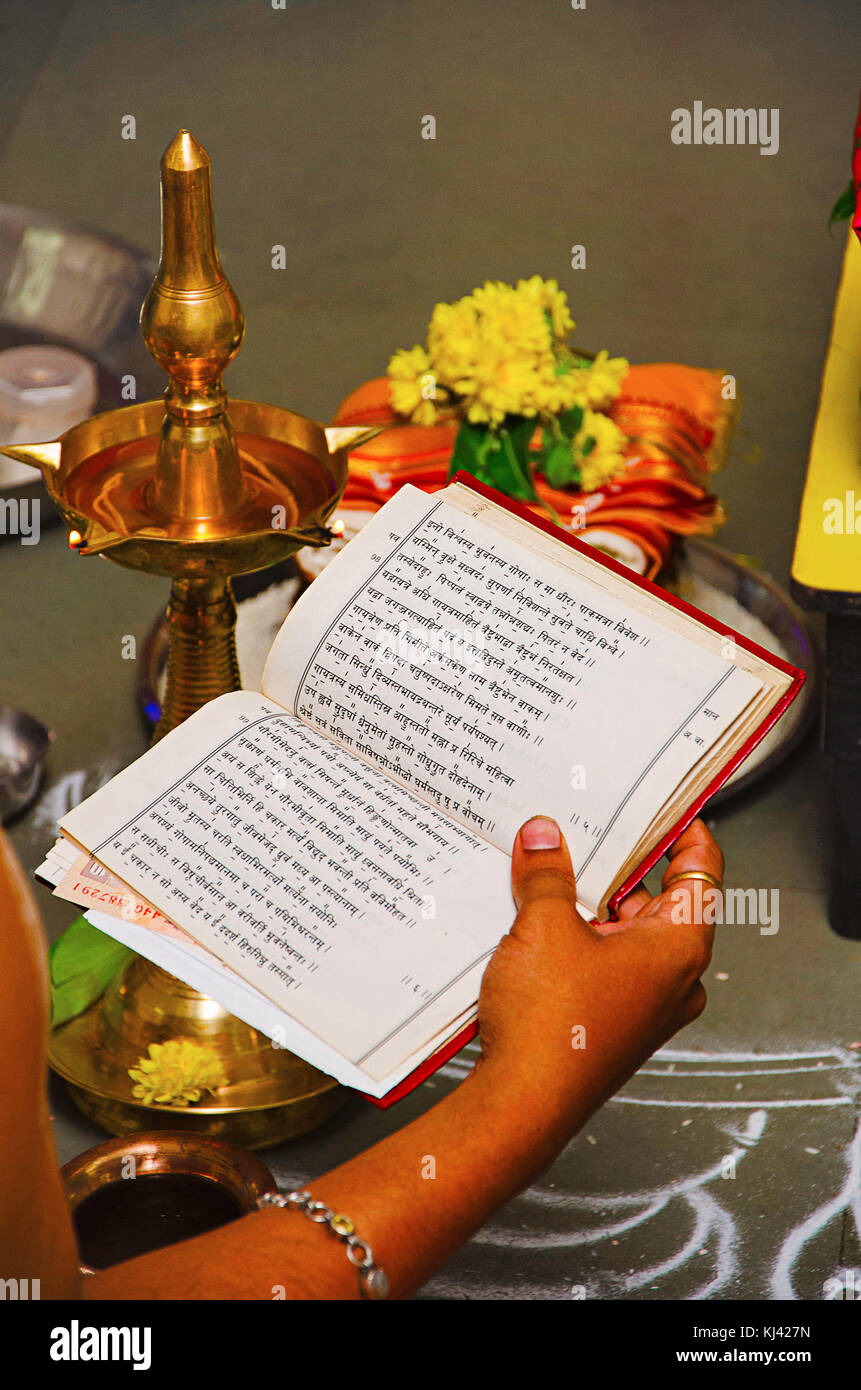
left=387, top=276, right=629, bottom=507
left=330, top=277, right=736, bottom=582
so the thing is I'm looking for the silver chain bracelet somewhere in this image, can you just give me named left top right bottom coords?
left=256, top=1189, right=390, bottom=1300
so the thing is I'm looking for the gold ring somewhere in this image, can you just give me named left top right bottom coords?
left=664, top=869, right=723, bottom=891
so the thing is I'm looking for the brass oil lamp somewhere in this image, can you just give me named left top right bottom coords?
left=3, top=132, right=376, bottom=1147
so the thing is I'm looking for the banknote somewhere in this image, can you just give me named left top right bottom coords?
left=53, top=850, right=191, bottom=943
left=52, top=848, right=248, bottom=978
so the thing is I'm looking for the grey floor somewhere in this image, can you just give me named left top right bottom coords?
left=0, top=0, right=859, bottom=1299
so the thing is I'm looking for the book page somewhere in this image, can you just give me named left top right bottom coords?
left=40, top=832, right=481, bottom=1095
left=263, top=485, right=763, bottom=914
left=76, top=902, right=476, bottom=1097
left=60, top=690, right=513, bottom=1072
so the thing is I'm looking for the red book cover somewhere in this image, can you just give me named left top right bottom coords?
left=363, top=475, right=806, bottom=1107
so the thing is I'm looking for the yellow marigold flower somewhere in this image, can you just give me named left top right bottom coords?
left=426, top=297, right=481, bottom=382
left=515, top=275, right=575, bottom=341
left=389, top=343, right=432, bottom=381
left=531, top=359, right=587, bottom=415
left=462, top=341, right=541, bottom=426
left=576, top=411, right=629, bottom=491
left=469, top=281, right=551, bottom=358
left=387, top=344, right=439, bottom=424
left=577, top=350, right=629, bottom=410
left=129, top=1039, right=228, bottom=1107
left=387, top=278, right=619, bottom=432
left=410, top=399, right=439, bottom=426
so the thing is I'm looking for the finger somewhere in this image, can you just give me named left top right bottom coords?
left=661, top=817, right=724, bottom=893
left=610, top=821, right=724, bottom=928
left=592, top=918, right=630, bottom=936
left=614, top=887, right=652, bottom=921
left=511, top=816, right=582, bottom=917
left=658, top=874, right=718, bottom=960
left=664, top=816, right=715, bottom=858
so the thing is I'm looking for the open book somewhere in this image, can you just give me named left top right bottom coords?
left=41, top=476, right=804, bottom=1102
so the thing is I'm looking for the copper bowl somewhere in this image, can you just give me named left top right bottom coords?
left=62, top=1129, right=277, bottom=1273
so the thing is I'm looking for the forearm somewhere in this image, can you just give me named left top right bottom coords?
left=87, top=1059, right=587, bottom=1301
left=287, top=1057, right=581, bottom=1298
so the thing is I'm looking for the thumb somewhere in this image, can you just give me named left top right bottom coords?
left=511, top=816, right=582, bottom=917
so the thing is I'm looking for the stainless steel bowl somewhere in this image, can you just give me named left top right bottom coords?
left=681, top=539, right=819, bottom=804
left=0, top=202, right=161, bottom=527
left=0, top=704, right=51, bottom=822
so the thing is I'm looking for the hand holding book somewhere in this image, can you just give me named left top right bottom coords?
left=41, top=477, right=803, bottom=1102
left=478, top=815, right=720, bottom=1123
left=81, top=812, right=724, bottom=1301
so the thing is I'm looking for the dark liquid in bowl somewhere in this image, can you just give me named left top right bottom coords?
left=73, top=1173, right=243, bottom=1269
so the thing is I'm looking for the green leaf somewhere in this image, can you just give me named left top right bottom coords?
left=542, top=439, right=579, bottom=489
left=829, top=180, right=855, bottom=228
left=448, top=418, right=538, bottom=501
left=498, top=421, right=539, bottom=500
left=49, top=916, right=134, bottom=1028
left=580, top=434, right=597, bottom=457
left=448, top=419, right=499, bottom=482
left=557, top=405, right=584, bottom=439
left=504, top=413, right=538, bottom=461
left=531, top=426, right=553, bottom=477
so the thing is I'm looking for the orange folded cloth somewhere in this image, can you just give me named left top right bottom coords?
left=332, top=364, right=736, bottom=579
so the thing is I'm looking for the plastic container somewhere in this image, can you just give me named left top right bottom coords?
left=0, top=344, right=98, bottom=485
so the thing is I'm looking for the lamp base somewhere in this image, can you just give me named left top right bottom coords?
left=154, top=574, right=241, bottom=742
left=49, top=958, right=346, bottom=1150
